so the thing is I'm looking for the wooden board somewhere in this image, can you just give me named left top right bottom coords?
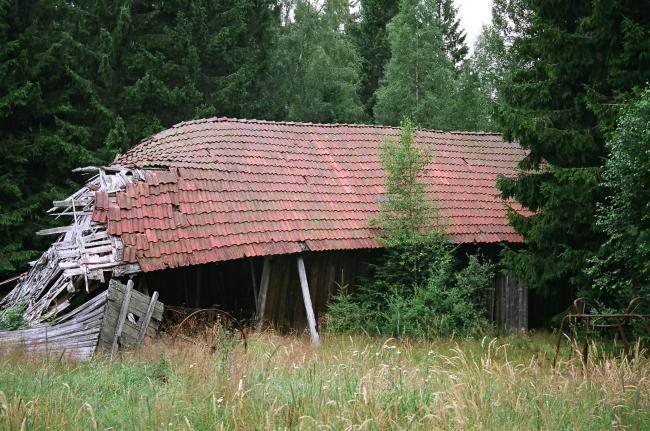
left=97, top=279, right=164, bottom=352
left=0, top=290, right=108, bottom=361
left=1, top=279, right=164, bottom=360
left=262, top=250, right=373, bottom=332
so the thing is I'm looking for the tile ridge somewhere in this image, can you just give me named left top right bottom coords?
left=166, top=116, right=505, bottom=136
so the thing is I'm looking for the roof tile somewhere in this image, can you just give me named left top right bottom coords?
left=94, top=118, right=527, bottom=271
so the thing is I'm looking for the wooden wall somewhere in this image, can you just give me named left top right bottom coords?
left=142, top=248, right=534, bottom=333
left=141, top=249, right=374, bottom=331
left=488, top=272, right=528, bottom=332
left=260, top=250, right=373, bottom=332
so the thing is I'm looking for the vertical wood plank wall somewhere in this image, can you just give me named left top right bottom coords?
left=262, top=250, right=372, bottom=332
left=489, top=272, right=528, bottom=332
left=143, top=249, right=528, bottom=333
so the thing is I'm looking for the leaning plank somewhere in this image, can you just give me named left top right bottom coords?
left=111, top=279, right=133, bottom=353
left=53, top=291, right=109, bottom=325
left=137, top=291, right=159, bottom=346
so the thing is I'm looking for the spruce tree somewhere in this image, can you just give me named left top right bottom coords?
left=199, top=0, right=280, bottom=119
left=434, top=0, right=468, bottom=70
left=0, top=0, right=107, bottom=276
left=353, top=0, right=400, bottom=118
left=372, top=0, right=457, bottom=129
left=81, top=0, right=206, bottom=154
left=496, top=0, right=650, bottom=295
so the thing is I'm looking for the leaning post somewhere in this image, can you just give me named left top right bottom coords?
left=296, top=255, right=320, bottom=346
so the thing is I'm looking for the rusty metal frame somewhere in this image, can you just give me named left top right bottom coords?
left=170, top=307, right=248, bottom=351
left=553, top=297, right=650, bottom=367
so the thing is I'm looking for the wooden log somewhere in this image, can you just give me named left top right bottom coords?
left=112, top=263, right=141, bottom=277
left=296, top=256, right=320, bottom=346
left=256, top=257, right=271, bottom=329
left=137, top=291, right=159, bottom=346
left=111, top=279, right=133, bottom=353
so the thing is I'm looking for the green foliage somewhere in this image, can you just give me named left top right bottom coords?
left=373, top=0, right=455, bottom=129
left=0, top=0, right=499, bottom=279
left=268, top=0, right=365, bottom=123
left=150, top=352, right=173, bottom=382
left=352, top=0, right=400, bottom=117
left=0, top=301, right=27, bottom=330
left=496, top=0, right=650, bottom=297
left=0, top=0, right=106, bottom=275
left=326, top=120, right=495, bottom=337
left=0, top=0, right=280, bottom=277
left=373, top=0, right=493, bottom=131
left=409, top=255, right=494, bottom=337
left=322, top=281, right=362, bottom=334
left=587, top=87, right=650, bottom=305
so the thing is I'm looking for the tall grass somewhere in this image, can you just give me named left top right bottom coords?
left=0, top=332, right=648, bottom=430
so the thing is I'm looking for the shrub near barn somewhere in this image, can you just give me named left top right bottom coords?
left=326, top=120, right=495, bottom=337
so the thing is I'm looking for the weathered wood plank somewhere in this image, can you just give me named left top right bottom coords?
left=137, top=291, right=159, bottom=346
left=111, top=279, right=133, bottom=353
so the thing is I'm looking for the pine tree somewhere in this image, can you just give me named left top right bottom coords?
left=496, top=0, right=650, bottom=295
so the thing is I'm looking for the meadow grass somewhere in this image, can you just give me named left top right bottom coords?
left=0, top=331, right=648, bottom=430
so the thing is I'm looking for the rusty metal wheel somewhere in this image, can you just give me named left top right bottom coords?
left=170, top=308, right=247, bottom=352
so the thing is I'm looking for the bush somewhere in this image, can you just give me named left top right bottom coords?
left=0, top=302, right=28, bottom=331
left=325, top=120, right=495, bottom=338
left=587, top=87, right=650, bottom=307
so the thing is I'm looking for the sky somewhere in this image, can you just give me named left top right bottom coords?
left=455, top=0, right=493, bottom=50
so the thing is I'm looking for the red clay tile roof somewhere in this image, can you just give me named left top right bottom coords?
left=94, top=117, right=526, bottom=272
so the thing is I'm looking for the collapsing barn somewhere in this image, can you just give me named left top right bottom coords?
left=1, top=117, right=531, bottom=350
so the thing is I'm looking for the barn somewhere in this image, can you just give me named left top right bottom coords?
left=1, top=117, right=532, bottom=343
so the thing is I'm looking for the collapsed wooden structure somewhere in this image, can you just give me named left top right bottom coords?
left=0, top=168, right=142, bottom=323
left=0, top=117, right=535, bottom=352
left=0, top=279, right=163, bottom=360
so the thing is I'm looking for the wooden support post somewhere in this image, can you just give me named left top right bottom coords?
left=111, top=279, right=133, bottom=353
left=195, top=266, right=203, bottom=307
left=256, top=257, right=271, bottom=329
left=136, top=291, right=159, bottom=346
left=249, top=259, right=259, bottom=312
left=296, top=255, right=320, bottom=346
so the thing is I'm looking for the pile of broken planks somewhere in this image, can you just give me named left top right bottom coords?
left=0, top=280, right=163, bottom=361
left=0, top=167, right=143, bottom=323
